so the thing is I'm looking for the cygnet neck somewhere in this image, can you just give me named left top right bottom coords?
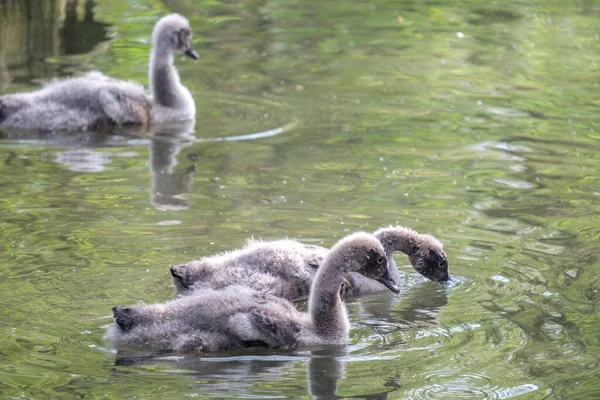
left=375, top=226, right=418, bottom=256
left=308, top=258, right=346, bottom=338
left=149, top=40, right=186, bottom=109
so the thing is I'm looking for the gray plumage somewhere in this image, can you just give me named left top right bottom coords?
left=374, top=225, right=449, bottom=284
left=0, top=14, right=197, bottom=132
left=171, top=239, right=330, bottom=300
left=109, top=232, right=392, bottom=350
left=170, top=225, right=448, bottom=301
left=148, top=14, right=197, bottom=123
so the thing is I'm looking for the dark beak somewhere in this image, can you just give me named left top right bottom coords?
left=377, top=270, right=400, bottom=294
left=438, top=270, right=451, bottom=282
left=185, top=48, right=199, bottom=60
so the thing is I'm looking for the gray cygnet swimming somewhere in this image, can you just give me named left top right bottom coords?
left=109, top=232, right=393, bottom=351
left=0, top=14, right=197, bottom=132
left=170, top=225, right=448, bottom=301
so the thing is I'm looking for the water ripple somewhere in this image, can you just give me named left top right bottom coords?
left=407, top=370, right=539, bottom=399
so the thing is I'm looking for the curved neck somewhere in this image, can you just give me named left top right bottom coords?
left=308, top=263, right=347, bottom=338
left=374, top=227, right=419, bottom=256
left=149, top=47, right=185, bottom=108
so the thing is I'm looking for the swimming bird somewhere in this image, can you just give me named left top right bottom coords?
left=170, top=226, right=448, bottom=300
left=109, top=232, right=393, bottom=351
left=0, top=14, right=197, bottom=132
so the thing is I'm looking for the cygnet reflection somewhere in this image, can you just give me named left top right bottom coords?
left=393, top=280, right=449, bottom=326
left=113, top=348, right=297, bottom=396
left=36, top=119, right=198, bottom=210
left=307, top=347, right=347, bottom=400
left=308, top=347, right=401, bottom=400
left=350, top=280, right=449, bottom=340
left=112, top=346, right=399, bottom=399
left=54, top=149, right=113, bottom=172
left=149, top=119, right=197, bottom=211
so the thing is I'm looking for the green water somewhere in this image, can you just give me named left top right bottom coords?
left=1, top=0, right=599, bottom=398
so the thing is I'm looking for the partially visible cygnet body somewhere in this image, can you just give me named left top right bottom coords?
left=170, top=226, right=448, bottom=300
left=0, top=14, right=197, bottom=132
left=171, top=239, right=332, bottom=300
left=109, top=233, right=394, bottom=351
left=171, top=239, right=329, bottom=300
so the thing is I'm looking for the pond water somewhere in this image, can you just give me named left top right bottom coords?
left=1, top=0, right=600, bottom=398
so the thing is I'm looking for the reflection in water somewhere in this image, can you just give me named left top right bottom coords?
left=150, top=138, right=194, bottom=211
left=0, top=120, right=294, bottom=212
left=51, top=121, right=199, bottom=210
left=113, top=346, right=399, bottom=400
left=353, top=279, right=449, bottom=333
left=307, top=347, right=399, bottom=400
left=0, top=50, right=8, bottom=88
left=113, top=349, right=297, bottom=396
left=0, top=0, right=109, bottom=84
left=149, top=121, right=197, bottom=211
left=113, top=348, right=304, bottom=397
left=0, top=0, right=60, bottom=83
left=0, top=119, right=199, bottom=209
left=162, top=0, right=198, bottom=18
left=308, top=349, right=346, bottom=400
left=60, top=0, right=110, bottom=55
left=55, top=149, right=113, bottom=172
left=392, top=281, right=449, bottom=327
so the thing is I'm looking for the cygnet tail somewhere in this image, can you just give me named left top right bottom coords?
left=112, top=306, right=135, bottom=332
left=0, top=98, right=10, bottom=123
left=0, top=95, right=29, bottom=124
left=170, top=264, right=191, bottom=289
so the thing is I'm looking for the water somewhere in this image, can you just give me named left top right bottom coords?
left=1, top=0, right=599, bottom=398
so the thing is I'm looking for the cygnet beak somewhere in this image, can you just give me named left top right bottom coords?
left=185, top=48, right=199, bottom=60
left=377, top=269, right=400, bottom=294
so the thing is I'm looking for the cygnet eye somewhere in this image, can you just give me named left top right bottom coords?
left=376, top=256, right=385, bottom=265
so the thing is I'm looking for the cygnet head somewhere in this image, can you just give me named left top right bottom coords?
left=408, top=234, right=449, bottom=282
left=330, top=232, right=398, bottom=293
left=152, top=13, right=199, bottom=60
left=374, top=226, right=450, bottom=283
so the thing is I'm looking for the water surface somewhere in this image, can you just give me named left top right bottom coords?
left=1, top=0, right=600, bottom=398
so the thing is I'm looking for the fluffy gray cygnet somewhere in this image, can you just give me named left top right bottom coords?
left=0, top=14, right=197, bottom=132
left=109, top=232, right=393, bottom=351
left=170, top=225, right=448, bottom=300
